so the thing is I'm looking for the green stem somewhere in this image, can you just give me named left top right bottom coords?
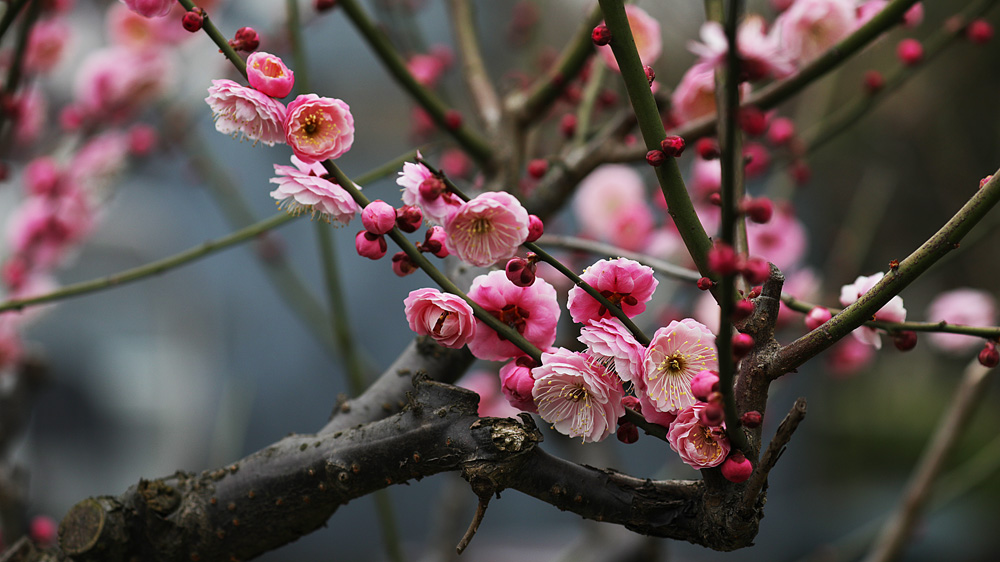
left=177, top=0, right=247, bottom=79
left=337, top=0, right=494, bottom=169
left=773, top=169, right=1000, bottom=378
left=512, top=5, right=604, bottom=126
left=713, top=0, right=751, bottom=455
left=572, top=62, right=606, bottom=146
left=0, top=212, right=294, bottom=313
left=596, top=0, right=714, bottom=278
left=447, top=0, right=501, bottom=132
left=805, top=0, right=1000, bottom=154
left=285, top=0, right=311, bottom=95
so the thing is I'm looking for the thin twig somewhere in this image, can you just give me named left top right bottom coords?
left=862, top=360, right=995, bottom=562
left=455, top=496, right=489, bottom=554
left=446, top=0, right=502, bottom=134
left=742, top=397, right=807, bottom=508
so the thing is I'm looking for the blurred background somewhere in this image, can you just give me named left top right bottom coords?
left=3, top=0, right=1000, bottom=560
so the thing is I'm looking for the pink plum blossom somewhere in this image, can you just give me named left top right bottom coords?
left=13, top=86, right=46, bottom=146
left=76, top=46, right=173, bottom=121
left=597, top=6, right=662, bottom=72
left=205, top=79, right=287, bottom=146
left=671, top=63, right=719, bottom=124
left=70, top=131, right=130, bottom=195
left=397, top=158, right=462, bottom=225
left=688, top=17, right=795, bottom=80
left=23, top=157, right=64, bottom=197
left=667, top=403, right=731, bottom=469
left=839, top=272, right=907, bottom=349
left=826, top=336, right=875, bottom=376
left=746, top=206, right=807, bottom=272
left=499, top=357, right=538, bottom=413
left=567, top=258, right=658, bottom=324
left=247, top=52, right=295, bottom=99
left=532, top=348, right=625, bottom=442
left=443, top=192, right=529, bottom=267
left=925, top=288, right=996, bottom=354
left=283, top=94, right=354, bottom=162
left=6, top=190, right=93, bottom=269
left=403, top=288, right=477, bottom=349
left=775, top=0, right=856, bottom=64
left=407, top=53, right=445, bottom=87
left=361, top=200, right=396, bottom=235
left=607, top=201, right=654, bottom=251
left=467, top=270, right=560, bottom=361
left=458, top=370, right=522, bottom=418
left=578, top=318, right=645, bottom=383
left=573, top=164, right=651, bottom=244
left=120, top=0, right=173, bottom=18
left=269, top=156, right=359, bottom=224
left=642, top=318, right=718, bottom=415
left=25, top=19, right=69, bottom=74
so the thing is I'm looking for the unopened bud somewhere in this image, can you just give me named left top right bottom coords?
left=395, top=205, right=423, bottom=233
left=699, top=402, right=725, bottom=426
left=660, top=135, right=685, bottom=157
left=391, top=252, right=418, bottom=276
left=645, top=149, right=666, bottom=167
left=732, top=333, right=754, bottom=358
left=505, top=256, right=537, bottom=287
left=892, top=331, right=918, bottom=351
left=526, top=215, right=544, bottom=243
left=181, top=10, right=203, bottom=32
left=591, top=24, right=611, bottom=46
left=733, top=299, right=754, bottom=322
left=741, top=257, right=770, bottom=285
left=690, top=370, right=720, bottom=402
left=740, top=411, right=762, bottom=428
left=978, top=341, right=999, bottom=368
left=720, top=451, right=753, bottom=483
left=616, top=422, right=639, bottom=444
left=696, top=277, right=715, bottom=291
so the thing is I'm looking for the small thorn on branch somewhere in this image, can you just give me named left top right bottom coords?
left=743, top=397, right=807, bottom=508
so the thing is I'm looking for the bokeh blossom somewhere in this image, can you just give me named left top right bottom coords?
left=597, top=6, right=661, bottom=72
left=775, top=0, right=856, bottom=64
left=925, top=288, right=996, bottom=354
left=403, top=288, right=477, bottom=349
left=269, top=156, right=359, bottom=224
left=444, top=192, right=529, bottom=267
left=467, top=270, right=559, bottom=361
left=689, top=17, right=794, bottom=80
left=120, top=0, right=173, bottom=18
left=839, top=272, right=906, bottom=349
left=284, top=94, right=354, bottom=162
left=642, top=319, right=718, bottom=415
left=567, top=258, right=657, bottom=324
left=573, top=164, right=652, bottom=249
left=205, top=79, right=287, bottom=146
left=668, top=403, right=731, bottom=469
left=532, top=348, right=625, bottom=442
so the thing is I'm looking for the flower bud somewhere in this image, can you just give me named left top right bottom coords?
left=526, top=214, right=544, bottom=243
left=805, top=307, right=832, bottom=330
left=391, top=251, right=418, bottom=277
left=740, top=410, right=762, bottom=428
left=897, top=38, right=923, bottom=66
left=181, top=10, right=203, bottom=32
left=892, top=330, right=918, bottom=351
left=696, top=137, right=720, bottom=159
left=559, top=114, right=577, bottom=138
left=742, top=197, right=773, bottom=224
left=978, top=341, right=999, bottom=368
left=748, top=286, right=762, bottom=299
left=966, top=19, right=993, bottom=44
left=29, top=515, right=56, bottom=546
left=660, top=135, right=685, bottom=157
left=527, top=159, right=548, bottom=179
left=766, top=117, right=795, bottom=146
left=643, top=65, right=655, bottom=86
left=645, top=149, right=666, bottom=167
left=732, top=332, right=754, bottom=358
left=696, top=277, right=715, bottom=291
left=738, top=106, right=767, bottom=137
left=355, top=230, right=387, bottom=260
left=708, top=192, right=722, bottom=206
left=741, top=257, right=770, bottom=285
left=690, top=370, right=720, bottom=402
left=420, top=225, right=448, bottom=258
left=505, top=257, right=536, bottom=287
left=315, top=0, right=338, bottom=11
left=621, top=395, right=641, bottom=413
left=591, top=24, right=611, bottom=46
left=863, top=70, right=884, bottom=95
left=720, top=451, right=753, bottom=483
left=444, top=109, right=463, bottom=130
left=229, top=27, right=260, bottom=53
left=708, top=242, right=740, bottom=276
left=699, top=402, right=725, bottom=426
left=395, top=205, right=423, bottom=233
left=616, top=422, right=639, bottom=444
left=361, top=200, right=396, bottom=235
left=733, top=298, right=754, bottom=322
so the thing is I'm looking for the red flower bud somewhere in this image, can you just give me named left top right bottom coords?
left=721, top=451, right=753, bottom=483
left=740, top=411, right=762, bottom=428
left=742, top=197, right=773, bottom=224
left=645, top=149, right=666, bottom=167
left=527, top=159, right=548, bottom=179
left=732, top=333, right=754, bottom=358
left=696, top=277, right=715, bottom=291
left=897, top=38, right=923, bottom=67
left=863, top=70, right=884, bottom=95
left=395, top=205, right=423, bottom=233
left=966, top=19, right=994, bottom=44
left=229, top=27, right=260, bottom=53
left=616, top=422, right=639, bottom=444
left=978, top=341, right=999, bottom=368
left=696, top=137, right=720, bottom=159
left=733, top=298, right=754, bottom=322
left=526, top=215, right=544, bottom=243
left=708, top=242, right=740, bottom=276
left=591, top=24, right=612, bottom=46
left=741, top=257, right=770, bottom=285
left=660, top=135, right=685, bottom=157
left=181, top=10, right=203, bottom=32
left=893, top=331, right=918, bottom=352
